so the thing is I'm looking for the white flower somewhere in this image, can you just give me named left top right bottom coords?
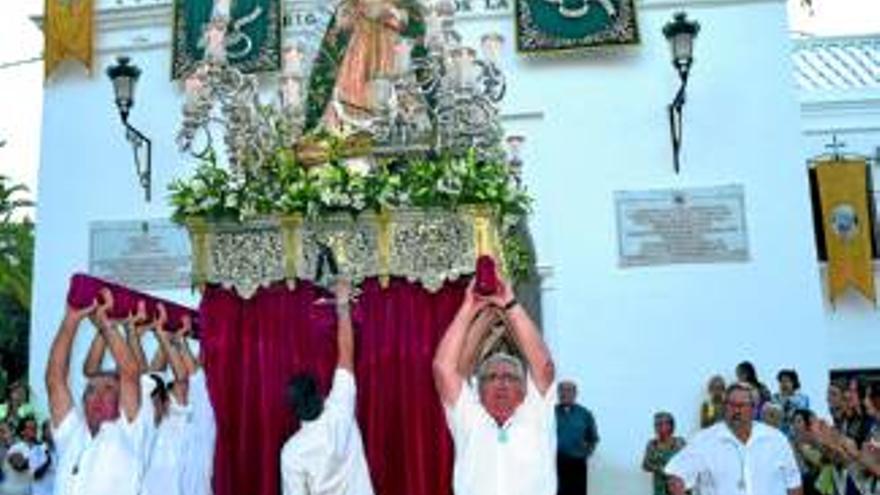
left=345, top=157, right=373, bottom=176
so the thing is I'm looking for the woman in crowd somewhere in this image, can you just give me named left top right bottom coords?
left=841, top=377, right=873, bottom=447
left=642, top=411, right=685, bottom=495
left=736, top=361, right=771, bottom=417
left=774, top=369, right=810, bottom=433
left=699, top=375, right=726, bottom=428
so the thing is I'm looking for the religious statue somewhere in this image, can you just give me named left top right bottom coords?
left=304, top=0, right=425, bottom=133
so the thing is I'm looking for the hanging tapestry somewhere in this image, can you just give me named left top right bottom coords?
left=515, top=0, right=639, bottom=54
left=44, top=0, right=94, bottom=79
left=814, top=159, right=876, bottom=305
left=171, top=0, right=281, bottom=79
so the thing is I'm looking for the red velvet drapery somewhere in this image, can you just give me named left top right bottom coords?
left=199, top=277, right=465, bottom=495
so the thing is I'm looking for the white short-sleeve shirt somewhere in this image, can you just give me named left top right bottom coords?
left=665, top=422, right=801, bottom=495
left=52, top=406, right=147, bottom=495
left=280, top=368, right=374, bottom=495
left=180, top=369, right=216, bottom=495
left=444, top=377, right=557, bottom=495
left=141, top=396, right=192, bottom=495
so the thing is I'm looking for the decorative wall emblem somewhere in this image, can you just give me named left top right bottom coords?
left=830, top=203, right=859, bottom=242
left=172, top=0, right=281, bottom=79
left=515, top=0, right=639, bottom=54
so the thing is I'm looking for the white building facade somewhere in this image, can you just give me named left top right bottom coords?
left=29, top=0, right=880, bottom=493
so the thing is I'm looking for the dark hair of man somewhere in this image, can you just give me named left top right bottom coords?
left=288, top=373, right=324, bottom=422
left=149, top=374, right=168, bottom=405
left=776, top=369, right=801, bottom=390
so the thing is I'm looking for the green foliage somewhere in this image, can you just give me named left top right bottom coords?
left=0, top=176, right=33, bottom=383
left=170, top=151, right=530, bottom=221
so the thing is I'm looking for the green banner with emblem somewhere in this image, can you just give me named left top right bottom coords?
left=516, top=0, right=639, bottom=54
left=172, top=0, right=282, bottom=79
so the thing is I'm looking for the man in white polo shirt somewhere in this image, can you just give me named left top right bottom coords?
left=665, top=382, right=803, bottom=495
left=45, top=289, right=146, bottom=495
left=280, top=279, right=374, bottom=495
left=433, top=266, right=557, bottom=495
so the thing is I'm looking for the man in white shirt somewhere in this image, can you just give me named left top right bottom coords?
left=179, top=323, right=216, bottom=495
left=45, top=288, right=146, bottom=495
left=280, top=279, right=374, bottom=495
left=140, top=306, right=193, bottom=495
left=433, top=264, right=557, bottom=495
left=665, top=382, right=803, bottom=495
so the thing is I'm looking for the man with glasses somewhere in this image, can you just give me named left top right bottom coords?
left=433, top=264, right=557, bottom=495
left=665, top=382, right=803, bottom=495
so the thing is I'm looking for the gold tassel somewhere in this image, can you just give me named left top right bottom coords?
left=280, top=215, right=302, bottom=290
left=377, top=210, right=391, bottom=289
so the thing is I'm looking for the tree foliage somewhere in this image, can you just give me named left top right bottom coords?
left=0, top=175, right=33, bottom=385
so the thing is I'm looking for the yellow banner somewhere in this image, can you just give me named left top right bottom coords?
left=44, top=0, right=94, bottom=79
left=815, top=159, right=875, bottom=304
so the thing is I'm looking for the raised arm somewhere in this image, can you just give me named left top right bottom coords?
left=433, top=280, right=486, bottom=406
left=82, top=330, right=107, bottom=378
left=154, top=304, right=189, bottom=405
left=126, top=301, right=150, bottom=375
left=46, top=302, right=97, bottom=427
left=179, top=316, right=199, bottom=376
left=457, top=308, right=499, bottom=378
left=487, top=273, right=555, bottom=394
left=149, top=343, right=168, bottom=373
left=93, top=289, right=141, bottom=422
left=334, top=279, right=354, bottom=372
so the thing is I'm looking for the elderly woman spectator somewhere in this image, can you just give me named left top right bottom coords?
left=700, top=375, right=726, bottom=428
left=642, top=412, right=685, bottom=495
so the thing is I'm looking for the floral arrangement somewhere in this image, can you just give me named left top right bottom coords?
left=168, top=146, right=535, bottom=281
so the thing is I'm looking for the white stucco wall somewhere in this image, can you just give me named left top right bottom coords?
left=30, top=0, right=832, bottom=493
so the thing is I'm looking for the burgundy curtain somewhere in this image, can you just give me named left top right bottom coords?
left=199, top=277, right=465, bottom=495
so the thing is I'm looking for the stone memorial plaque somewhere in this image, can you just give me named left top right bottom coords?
left=615, top=185, right=750, bottom=267
left=89, top=219, right=192, bottom=290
